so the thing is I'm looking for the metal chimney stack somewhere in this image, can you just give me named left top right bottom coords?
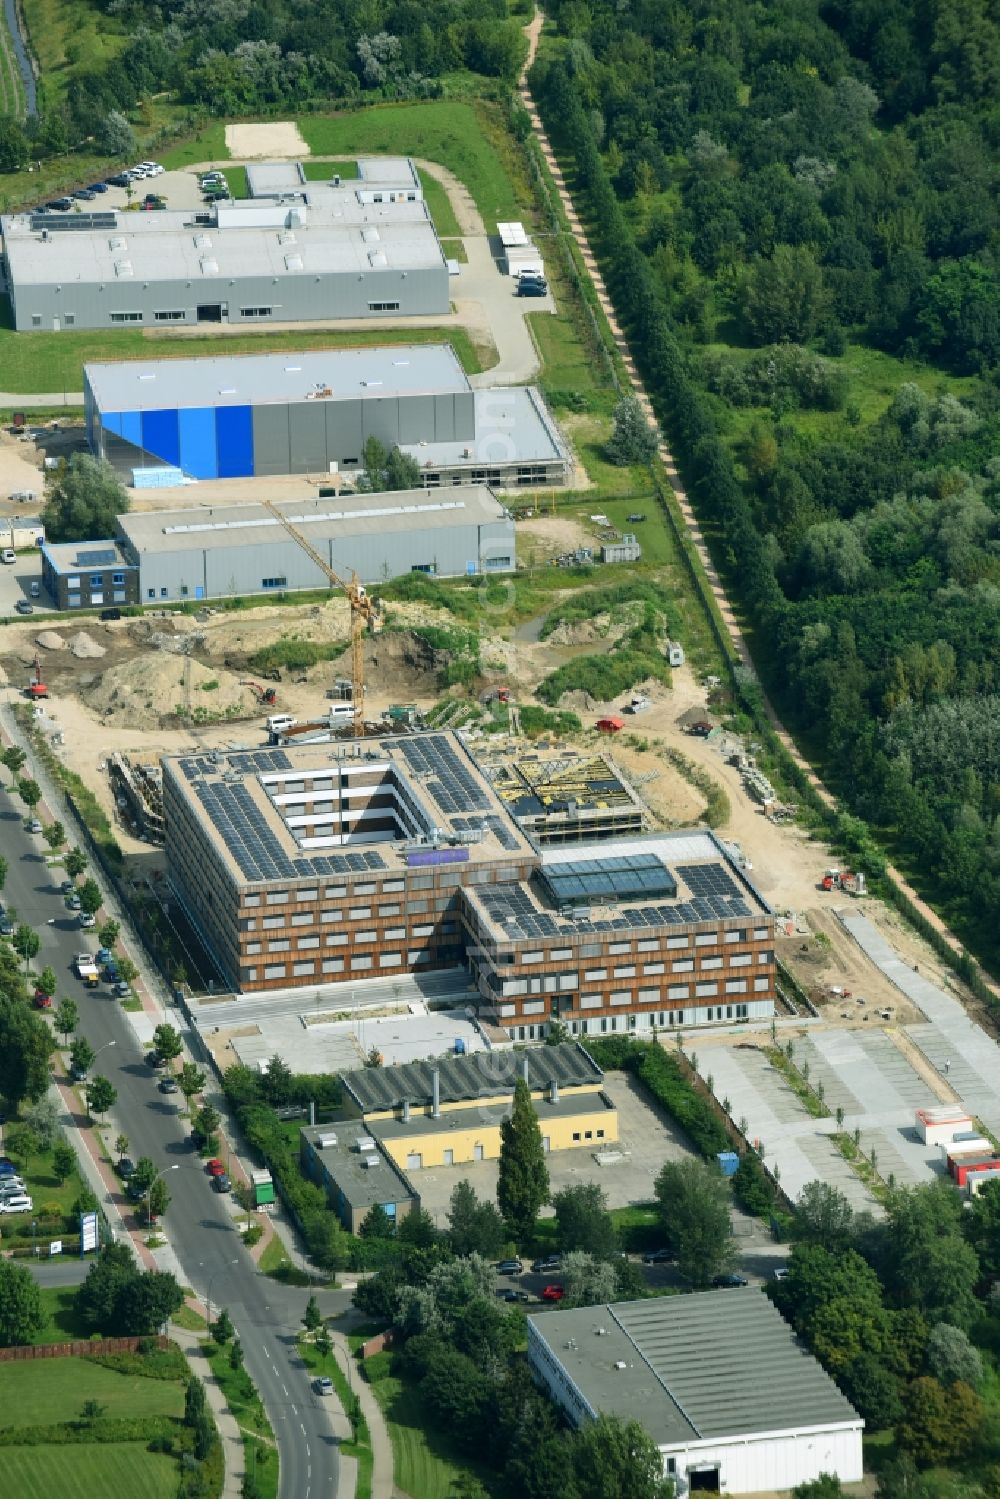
left=432, top=1069, right=441, bottom=1119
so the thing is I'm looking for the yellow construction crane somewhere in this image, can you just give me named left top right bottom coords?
left=260, top=498, right=383, bottom=737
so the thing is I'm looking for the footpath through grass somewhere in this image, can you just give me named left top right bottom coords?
left=360, top=1347, right=491, bottom=1499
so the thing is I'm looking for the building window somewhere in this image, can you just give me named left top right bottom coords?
left=292, top=960, right=315, bottom=976
left=613, top=965, right=636, bottom=979
left=584, top=968, right=607, bottom=982
left=668, top=985, right=689, bottom=1000
left=291, top=913, right=312, bottom=927
left=298, top=936, right=319, bottom=950
left=266, top=892, right=288, bottom=905
left=725, top=929, right=748, bottom=944
left=89, top=575, right=103, bottom=588
left=262, top=917, right=284, bottom=930
left=695, top=982, right=719, bottom=997
left=261, top=577, right=287, bottom=590
left=31, top=314, right=42, bottom=326
left=160, top=587, right=168, bottom=598
left=112, top=573, right=125, bottom=585
left=67, top=576, right=80, bottom=590
left=672, top=959, right=694, bottom=973
left=240, top=306, right=272, bottom=318
left=322, top=959, right=345, bottom=974
left=154, top=310, right=185, bottom=322
left=263, top=964, right=285, bottom=979
left=572, top=1132, right=581, bottom=1142
left=368, top=301, right=400, bottom=312
left=113, top=590, right=126, bottom=603
left=110, top=311, right=143, bottom=322
left=267, top=939, right=290, bottom=953
left=147, top=588, right=155, bottom=599
left=695, top=933, right=718, bottom=947
left=643, top=962, right=665, bottom=976
left=753, top=927, right=769, bottom=940
left=732, top=953, right=752, bottom=968
left=411, top=563, right=436, bottom=576
left=379, top=952, right=402, bottom=967
left=701, top=957, right=723, bottom=970
left=351, top=955, right=372, bottom=970
left=348, top=906, right=371, bottom=920
left=725, top=979, right=748, bottom=994
left=246, top=942, right=262, bottom=955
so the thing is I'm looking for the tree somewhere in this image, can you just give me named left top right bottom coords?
left=212, top=1307, right=234, bottom=1344
left=303, top=1295, right=323, bottom=1333
left=0, top=993, right=55, bottom=1103
left=78, top=1242, right=136, bottom=1330
left=0, top=856, right=6, bottom=893
left=794, top=1182, right=856, bottom=1252
left=397, top=1207, right=438, bottom=1248
left=36, top=966, right=58, bottom=1001
left=52, top=1140, right=77, bottom=1183
left=0, top=1259, right=45, bottom=1346
left=152, top=1023, right=183, bottom=1068
left=360, top=1203, right=395, bottom=1239
left=260, top=1053, right=293, bottom=1106
left=745, top=245, right=827, bottom=344
left=14, top=924, right=40, bottom=966
left=1, top=746, right=25, bottom=778
left=876, top=1183, right=980, bottom=1330
left=77, top=879, right=102, bottom=918
left=17, top=778, right=41, bottom=813
left=80, top=1398, right=108, bottom=1423
left=573, top=1413, right=673, bottom=1499
left=383, top=446, right=421, bottom=491
left=229, top=1338, right=244, bottom=1371
left=116, top=956, right=138, bottom=987
left=794, top=1479, right=844, bottom=1499
left=54, top=997, right=79, bottom=1042
left=113, top=1270, right=183, bottom=1335
left=42, top=455, right=130, bottom=544
left=0, top=118, right=28, bottom=172
left=733, top=1150, right=775, bottom=1217
left=98, top=919, right=120, bottom=951
left=131, top=1157, right=158, bottom=1196
left=842, top=1354, right=904, bottom=1429
left=178, top=1061, right=206, bottom=1104
left=43, top=820, right=65, bottom=852
left=606, top=396, right=657, bottom=467
left=86, top=1075, right=117, bottom=1120
left=70, top=1035, right=95, bottom=1076
left=185, top=1374, right=207, bottom=1427
left=65, top=847, right=88, bottom=880
left=497, top=1077, right=549, bottom=1241
left=553, top=1183, right=618, bottom=1259
left=560, top=1250, right=618, bottom=1307
left=925, top=1323, right=983, bottom=1388
left=98, top=109, right=136, bottom=158
left=897, top=1376, right=981, bottom=1465
left=147, top=1176, right=170, bottom=1223
left=114, top=1133, right=129, bottom=1159
left=192, top=1103, right=221, bottom=1144
left=964, top=1175, right=1000, bottom=1276
left=24, top=1095, right=59, bottom=1149
left=447, top=1179, right=506, bottom=1259
left=421, top=1347, right=490, bottom=1432
left=654, top=1158, right=736, bottom=1286
left=314, top=1327, right=331, bottom=1361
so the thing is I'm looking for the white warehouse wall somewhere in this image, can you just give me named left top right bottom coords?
left=666, top=1425, right=864, bottom=1496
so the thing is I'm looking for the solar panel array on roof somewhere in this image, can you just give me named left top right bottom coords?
left=30, top=212, right=117, bottom=232
left=540, top=855, right=677, bottom=908
left=397, top=735, right=492, bottom=815
left=76, top=548, right=119, bottom=567
left=473, top=870, right=751, bottom=938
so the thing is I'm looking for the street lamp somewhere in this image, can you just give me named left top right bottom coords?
left=206, top=1259, right=239, bottom=1327
left=144, top=1162, right=179, bottom=1228
left=31, top=1218, right=37, bottom=1258
left=94, top=1040, right=116, bottom=1062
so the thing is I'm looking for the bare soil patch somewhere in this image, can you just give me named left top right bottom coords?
left=225, top=121, right=309, bottom=158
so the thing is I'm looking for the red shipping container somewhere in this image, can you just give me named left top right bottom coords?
left=954, top=1157, right=1000, bottom=1188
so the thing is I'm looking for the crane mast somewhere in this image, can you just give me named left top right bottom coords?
left=259, top=498, right=382, bottom=737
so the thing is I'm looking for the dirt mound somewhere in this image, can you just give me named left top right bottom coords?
left=35, top=630, right=65, bottom=651
left=68, top=631, right=105, bottom=660
left=353, top=631, right=442, bottom=697
left=557, top=689, right=598, bottom=712
left=90, top=657, right=256, bottom=729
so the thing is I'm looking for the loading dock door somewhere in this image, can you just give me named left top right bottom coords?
left=406, top=1152, right=422, bottom=1171
left=196, top=303, right=225, bottom=323
left=689, top=1468, right=720, bottom=1493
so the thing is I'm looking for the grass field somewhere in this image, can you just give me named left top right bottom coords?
left=20, top=0, right=126, bottom=103
left=300, top=103, right=530, bottom=230
left=0, top=319, right=486, bottom=397
left=30, top=1285, right=93, bottom=1344
left=0, top=5, right=25, bottom=116
left=159, top=124, right=229, bottom=173
left=301, top=159, right=359, bottom=181
left=366, top=1357, right=490, bottom=1499
left=0, top=1356, right=185, bottom=1423
left=4, top=1442, right=179, bottom=1499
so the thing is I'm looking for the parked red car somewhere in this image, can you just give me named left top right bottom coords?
left=541, top=1284, right=565, bottom=1302
left=32, top=989, right=52, bottom=1009
left=206, top=1158, right=226, bottom=1177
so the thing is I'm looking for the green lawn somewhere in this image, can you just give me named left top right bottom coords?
left=159, top=124, right=229, bottom=172
left=0, top=321, right=485, bottom=397
left=300, top=103, right=530, bottom=230
left=20, top=0, right=127, bottom=103
left=418, top=171, right=461, bottom=238
left=301, top=158, right=359, bottom=181
left=0, top=1355, right=185, bottom=1422
left=30, top=1285, right=94, bottom=1345
left=222, top=166, right=249, bottom=200
left=366, top=1358, right=490, bottom=1499
left=3, top=1442, right=179, bottom=1499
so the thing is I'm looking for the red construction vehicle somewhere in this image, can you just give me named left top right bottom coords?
left=26, top=656, right=47, bottom=700
left=820, top=868, right=867, bottom=896
left=241, top=680, right=277, bottom=706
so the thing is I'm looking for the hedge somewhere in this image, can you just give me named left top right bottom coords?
left=0, top=1415, right=179, bottom=1447
left=585, top=1038, right=728, bottom=1157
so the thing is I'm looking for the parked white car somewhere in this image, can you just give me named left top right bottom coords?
left=0, top=1194, right=33, bottom=1213
left=140, top=161, right=164, bottom=176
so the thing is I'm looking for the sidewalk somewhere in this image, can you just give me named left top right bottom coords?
left=170, top=1322, right=246, bottom=1499
left=332, top=1332, right=394, bottom=1499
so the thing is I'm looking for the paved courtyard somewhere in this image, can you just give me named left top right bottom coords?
left=411, top=1071, right=694, bottom=1227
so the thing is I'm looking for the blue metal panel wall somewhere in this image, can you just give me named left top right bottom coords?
left=100, top=410, right=125, bottom=438
left=141, top=408, right=180, bottom=467
left=178, top=407, right=218, bottom=479
left=119, top=410, right=142, bottom=448
left=216, top=404, right=254, bottom=478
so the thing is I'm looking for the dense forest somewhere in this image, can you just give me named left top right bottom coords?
left=4, top=0, right=525, bottom=160
left=532, top=0, right=1000, bottom=968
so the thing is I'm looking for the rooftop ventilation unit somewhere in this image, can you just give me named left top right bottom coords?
left=284, top=252, right=303, bottom=271
left=361, top=1155, right=381, bottom=1169
left=278, top=230, right=296, bottom=246
left=355, top=1137, right=377, bottom=1153
left=317, top=1132, right=339, bottom=1148
left=109, top=236, right=126, bottom=252
left=613, top=1361, right=628, bottom=1371
left=200, top=257, right=219, bottom=276
left=193, top=233, right=212, bottom=249
left=114, top=259, right=133, bottom=278
left=361, top=226, right=380, bottom=243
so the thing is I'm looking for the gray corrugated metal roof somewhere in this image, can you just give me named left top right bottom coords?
left=342, top=1040, right=603, bottom=1113
left=529, top=1291, right=861, bottom=1448
left=85, top=343, right=469, bottom=413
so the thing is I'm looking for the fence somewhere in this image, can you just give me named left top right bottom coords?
left=0, top=1335, right=169, bottom=1362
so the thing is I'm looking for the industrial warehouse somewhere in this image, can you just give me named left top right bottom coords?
left=83, top=344, right=570, bottom=488
left=39, top=484, right=515, bottom=607
left=161, top=730, right=776, bottom=1034
left=528, top=1291, right=864, bottom=1495
left=299, top=1042, right=616, bottom=1229
left=1, top=159, right=449, bottom=332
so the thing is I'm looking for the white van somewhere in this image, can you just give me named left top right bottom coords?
left=328, top=704, right=353, bottom=722
left=267, top=713, right=295, bottom=735
left=0, top=1194, right=33, bottom=1214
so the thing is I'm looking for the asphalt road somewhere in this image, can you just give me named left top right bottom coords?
left=0, top=788, right=339, bottom=1499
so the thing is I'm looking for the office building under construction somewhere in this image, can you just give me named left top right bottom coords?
left=480, top=748, right=649, bottom=844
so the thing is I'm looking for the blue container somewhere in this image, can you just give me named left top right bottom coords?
left=454, top=1038, right=466, bottom=1055
left=717, top=1151, right=740, bottom=1178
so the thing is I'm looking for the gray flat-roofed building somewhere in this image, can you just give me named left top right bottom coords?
left=40, top=538, right=139, bottom=610
left=2, top=164, right=447, bottom=332
left=83, top=344, right=570, bottom=489
left=340, top=1038, right=602, bottom=1114
left=114, top=485, right=515, bottom=603
left=245, top=161, right=307, bottom=197
left=299, top=1125, right=417, bottom=1234
left=529, top=1291, right=863, bottom=1495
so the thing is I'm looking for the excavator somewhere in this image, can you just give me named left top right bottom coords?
left=25, top=655, right=47, bottom=700
left=241, top=680, right=277, bottom=707
left=259, top=499, right=383, bottom=737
